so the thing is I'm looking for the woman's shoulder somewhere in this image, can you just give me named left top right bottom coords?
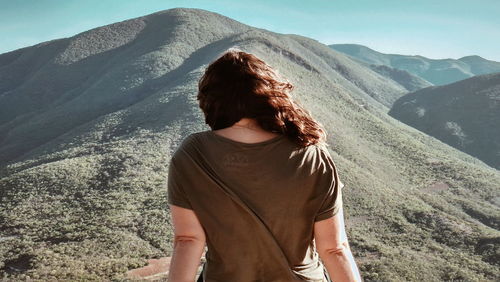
left=179, top=131, right=208, bottom=146
left=171, top=132, right=202, bottom=160
left=310, top=143, right=345, bottom=189
left=301, top=142, right=342, bottom=177
left=301, top=142, right=331, bottom=159
left=287, top=142, right=332, bottom=172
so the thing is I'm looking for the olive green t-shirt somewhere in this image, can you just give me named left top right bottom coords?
left=167, top=130, right=344, bottom=282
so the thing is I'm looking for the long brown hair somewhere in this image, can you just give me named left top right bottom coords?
left=197, top=49, right=327, bottom=148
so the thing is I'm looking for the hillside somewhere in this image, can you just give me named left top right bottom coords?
left=1, top=8, right=499, bottom=281
left=0, top=17, right=408, bottom=168
left=389, top=72, right=500, bottom=170
left=330, top=43, right=500, bottom=86
left=355, top=60, right=433, bottom=92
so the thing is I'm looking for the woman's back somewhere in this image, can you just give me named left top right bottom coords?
left=168, top=129, right=344, bottom=281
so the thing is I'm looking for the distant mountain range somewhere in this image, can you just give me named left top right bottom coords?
left=0, top=8, right=498, bottom=281
left=330, top=43, right=500, bottom=86
left=389, top=72, right=500, bottom=169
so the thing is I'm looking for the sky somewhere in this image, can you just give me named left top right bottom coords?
left=1, top=0, right=499, bottom=61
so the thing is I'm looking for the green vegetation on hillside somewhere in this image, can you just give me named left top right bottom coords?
left=389, top=72, right=500, bottom=170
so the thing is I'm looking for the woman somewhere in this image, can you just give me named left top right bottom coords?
left=167, top=49, right=362, bottom=282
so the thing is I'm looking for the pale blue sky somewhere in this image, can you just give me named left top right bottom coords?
left=1, top=0, right=499, bottom=61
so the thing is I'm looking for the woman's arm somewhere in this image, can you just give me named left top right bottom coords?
left=314, top=205, right=362, bottom=282
left=168, top=204, right=206, bottom=282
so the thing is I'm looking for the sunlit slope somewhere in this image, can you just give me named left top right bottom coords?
left=389, top=72, right=500, bottom=170
left=367, top=63, right=433, bottom=92
left=0, top=8, right=499, bottom=281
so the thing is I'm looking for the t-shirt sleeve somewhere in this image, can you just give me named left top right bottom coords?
left=167, top=157, right=193, bottom=210
left=314, top=147, right=344, bottom=222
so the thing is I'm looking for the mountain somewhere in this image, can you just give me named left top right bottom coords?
left=1, top=8, right=499, bottom=281
left=356, top=60, right=433, bottom=92
left=0, top=19, right=409, bottom=168
left=330, top=43, right=500, bottom=86
left=389, top=72, right=500, bottom=170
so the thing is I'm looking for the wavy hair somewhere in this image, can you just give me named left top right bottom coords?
left=197, top=49, right=327, bottom=148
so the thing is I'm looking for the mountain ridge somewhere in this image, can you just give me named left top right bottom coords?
left=330, top=43, right=500, bottom=86
left=0, top=9, right=410, bottom=168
